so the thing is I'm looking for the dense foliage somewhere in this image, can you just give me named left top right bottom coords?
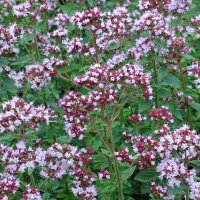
left=0, top=0, right=200, bottom=199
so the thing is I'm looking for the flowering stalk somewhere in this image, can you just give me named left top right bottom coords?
left=34, top=33, right=40, bottom=61
left=111, top=90, right=135, bottom=122
left=177, top=61, right=193, bottom=128
left=107, top=121, right=124, bottom=200
left=30, top=173, right=36, bottom=188
left=92, top=31, right=99, bottom=63
left=153, top=60, right=159, bottom=108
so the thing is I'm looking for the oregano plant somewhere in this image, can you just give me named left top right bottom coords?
left=0, top=0, right=199, bottom=200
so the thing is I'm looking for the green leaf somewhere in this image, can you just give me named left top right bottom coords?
left=183, top=55, right=196, bottom=61
left=0, top=57, right=9, bottom=67
left=46, top=99, right=64, bottom=114
left=140, top=183, right=151, bottom=194
left=43, top=193, right=51, bottom=200
left=168, top=184, right=187, bottom=195
left=51, top=180, right=59, bottom=190
left=152, top=54, right=162, bottom=62
left=22, top=33, right=35, bottom=43
left=157, top=88, right=171, bottom=98
left=0, top=88, right=7, bottom=95
left=190, top=160, right=200, bottom=167
left=122, top=166, right=136, bottom=180
left=79, top=65, right=90, bottom=73
left=52, top=88, right=59, bottom=100
left=190, top=102, right=200, bottom=111
left=57, top=136, right=72, bottom=144
left=158, top=68, right=168, bottom=79
left=3, top=78, right=17, bottom=94
left=134, top=169, right=157, bottom=182
left=101, top=185, right=117, bottom=193
left=92, top=136, right=102, bottom=151
left=101, top=149, right=112, bottom=157
left=107, top=43, right=120, bottom=51
left=162, top=75, right=181, bottom=88
left=0, top=133, right=17, bottom=142
left=60, top=4, right=81, bottom=14
left=87, top=0, right=94, bottom=6
left=173, top=110, right=183, bottom=121
left=28, top=169, right=34, bottom=176
left=138, top=101, right=152, bottom=113
left=11, top=55, right=32, bottom=67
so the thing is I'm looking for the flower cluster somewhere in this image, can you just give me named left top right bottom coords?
left=157, top=125, right=200, bottom=159
left=0, top=141, right=96, bottom=200
left=22, top=185, right=42, bottom=200
left=89, top=89, right=118, bottom=107
left=186, top=61, right=200, bottom=89
left=0, top=23, right=22, bottom=55
left=95, top=7, right=132, bottom=50
left=54, top=13, right=70, bottom=27
left=132, top=9, right=167, bottom=36
left=62, top=37, right=95, bottom=56
left=128, top=37, right=155, bottom=61
left=98, top=168, right=110, bottom=180
left=191, top=15, right=200, bottom=26
left=74, top=63, right=153, bottom=106
left=189, top=181, right=200, bottom=200
left=9, top=58, right=67, bottom=90
left=58, top=91, right=93, bottom=140
left=25, top=64, right=53, bottom=90
left=110, top=64, right=152, bottom=89
left=153, top=125, right=200, bottom=199
left=71, top=167, right=97, bottom=200
left=106, top=52, right=128, bottom=69
left=148, top=106, right=174, bottom=123
left=123, top=133, right=158, bottom=169
left=150, top=183, right=174, bottom=200
left=138, top=0, right=192, bottom=14
left=0, top=173, right=20, bottom=199
left=39, top=143, right=77, bottom=179
left=156, top=157, right=196, bottom=187
left=116, top=64, right=153, bottom=99
left=74, top=64, right=109, bottom=88
left=37, top=34, right=61, bottom=56
left=165, top=0, right=192, bottom=14
left=0, top=96, right=54, bottom=133
left=49, top=27, right=68, bottom=39
left=128, top=114, right=146, bottom=123
left=131, top=0, right=195, bottom=69
left=154, top=124, right=171, bottom=136
left=12, top=0, right=55, bottom=21
left=71, top=7, right=102, bottom=29
left=115, top=148, right=133, bottom=164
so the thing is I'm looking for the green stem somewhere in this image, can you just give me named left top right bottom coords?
left=101, top=107, right=114, bottom=180
left=178, top=62, right=186, bottom=91
left=185, top=189, right=189, bottom=200
left=108, top=122, right=124, bottom=200
left=123, top=161, right=135, bottom=181
left=92, top=122, right=113, bottom=156
left=92, top=31, right=99, bottom=63
left=40, top=179, right=48, bottom=188
left=22, top=39, right=36, bottom=62
left=111, top=90, right=135, bottom=122
left=30, top=173, right=36, bottom=188
left=177, top=62, right=193, bottom=128
left=34, top=33, right=39, bottom=61
left=57, top=74, right=93, bottom=92
left=153, top=60, right=159, bottom=108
